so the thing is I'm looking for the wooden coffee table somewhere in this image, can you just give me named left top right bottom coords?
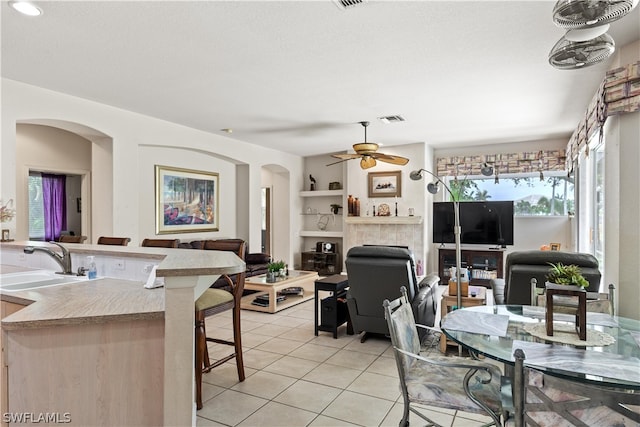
left=240, top=270, right=319, bottom=313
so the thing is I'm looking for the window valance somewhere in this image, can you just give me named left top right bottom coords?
left=436, top=150, right=566, bottom=177
left=566, top=60, right=640, bottom=169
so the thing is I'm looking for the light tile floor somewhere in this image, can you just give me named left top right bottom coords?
left=197, top=287, right=496, bottom=427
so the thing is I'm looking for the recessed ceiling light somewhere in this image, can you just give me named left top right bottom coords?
left=10, top=1, right=43, bottom=16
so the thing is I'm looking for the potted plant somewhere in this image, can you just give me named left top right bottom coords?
left=546, top=262, right=589, bottom=289
left=266, top=260, right=286, bottom=282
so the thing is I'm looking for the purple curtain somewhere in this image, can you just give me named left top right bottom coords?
left=42, top=173, right=67, bottom=241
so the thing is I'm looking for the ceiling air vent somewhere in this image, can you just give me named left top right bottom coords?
left=378, top=115, right=405, bottom=124
left=333, top=0, right=367, bottom=10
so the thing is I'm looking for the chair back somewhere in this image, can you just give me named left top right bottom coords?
left=97, top=236, right=131, bottom=246
left=504, top=250, right=601, bottom=304
left=383, top=286, right=421, bottom=374
left=202, top=239, right=246, bottom=298
left=345, top=245, right=419, bottom=336
left=58, top=235, right=87, bottom=243
left=141, top=238, right=180, bottom=248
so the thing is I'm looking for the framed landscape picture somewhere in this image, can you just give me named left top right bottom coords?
left=368, top=171, right=402, bottom=198
left=155, top=165, right=219, bottom=234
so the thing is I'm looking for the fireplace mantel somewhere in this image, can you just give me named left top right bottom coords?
left=344, top=216, right=422, bottom=225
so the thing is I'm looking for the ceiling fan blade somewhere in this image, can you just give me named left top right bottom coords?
left=326, top=158, right=354, bottom=166
left=331, top=153, right=361, bottom=160
left=360, top=156, right=377, bottom=169
left=373, top=153, right=410, bottom=166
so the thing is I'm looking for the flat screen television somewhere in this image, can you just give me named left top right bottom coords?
left=432, top=201, right=514, bottom=246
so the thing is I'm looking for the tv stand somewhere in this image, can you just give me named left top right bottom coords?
left=438, top=248, right=504, bottom=287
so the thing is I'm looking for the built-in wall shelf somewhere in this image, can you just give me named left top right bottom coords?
left=300, top=190, right=344, bottom=198
left=299, top=230, right=343, bottom=238
left=344, top=216, right=423, bottom=225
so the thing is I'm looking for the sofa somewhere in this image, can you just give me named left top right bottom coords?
left=491, top=250, right=601, bottom=305
left=344, top=245, right=440, bottom=342
left=178, top=239, right=271, bottom=290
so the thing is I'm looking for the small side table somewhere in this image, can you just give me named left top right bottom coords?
left=314, top=274, right=353, bottom=338
left=440, top=285, right=487, bottom=353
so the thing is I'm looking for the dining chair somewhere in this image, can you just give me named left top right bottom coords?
left=194, top=239, right=246, bottom=410
left=509, top=349, right=640, bottom=427
left=383, top=286, right=507, bottom=427
left=97, top=236, right=131, bottom=246
left=140, top=238, right=180, bottom=248
left=58, top=235, right=87, bottom=243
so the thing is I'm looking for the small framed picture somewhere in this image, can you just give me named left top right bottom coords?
left=368, top=171, right=402, bottom=198
left=1, top=229, right=10, bottom=241
left=550, top=243, right=561, bottom=251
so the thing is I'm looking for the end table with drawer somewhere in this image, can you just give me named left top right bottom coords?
left=440, top=285, right=487, bottom=353
left=314, top=274, right=353, bottom=338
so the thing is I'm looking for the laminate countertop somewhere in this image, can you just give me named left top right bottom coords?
left=1, top=241, right=245, bottom=330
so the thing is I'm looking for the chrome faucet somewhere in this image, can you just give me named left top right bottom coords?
left=23, top=241, right=74, bottom=275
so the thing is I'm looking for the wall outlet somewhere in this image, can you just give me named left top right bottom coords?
left=114, top=259, right=126, bottom=270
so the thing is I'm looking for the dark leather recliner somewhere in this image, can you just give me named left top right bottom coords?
left=492, top=250, right=601, bottom=305
left=345, top=245, right=439, bottom=342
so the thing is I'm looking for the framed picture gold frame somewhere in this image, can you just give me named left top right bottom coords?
left=155, top=165, right=219, bottom=234
left=550, top=242, right=561, bottom=251
left=368, top=171, right=402, bottom=198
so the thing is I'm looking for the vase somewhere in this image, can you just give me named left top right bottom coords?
left=266, top=271, right=277, bottom=283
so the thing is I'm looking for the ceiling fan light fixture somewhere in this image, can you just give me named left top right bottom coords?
left=552, top=0, right=638, bottom=29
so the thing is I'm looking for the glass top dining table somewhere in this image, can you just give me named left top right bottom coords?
left=440, top=305, right=640, bottom=390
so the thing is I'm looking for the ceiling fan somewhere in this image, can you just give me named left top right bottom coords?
left=327, top=121, right=409, bottom=169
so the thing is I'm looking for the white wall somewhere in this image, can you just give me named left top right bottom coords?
left=1, top=79, right=304, bottom=256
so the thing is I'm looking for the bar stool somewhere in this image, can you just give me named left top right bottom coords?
left=97, top=236, right=131, bottom=246
left=195, top=239, right=246, bottom=410
left=140, top=238, right=179, bottom=248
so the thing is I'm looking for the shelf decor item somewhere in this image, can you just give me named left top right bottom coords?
left=155, top=165, right=219, bottom=234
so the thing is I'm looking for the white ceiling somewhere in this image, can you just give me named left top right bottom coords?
left=2, top=1, right=639, bottom=157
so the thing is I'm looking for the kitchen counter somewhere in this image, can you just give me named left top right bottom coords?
left=0, top=241, right=245, bottom=426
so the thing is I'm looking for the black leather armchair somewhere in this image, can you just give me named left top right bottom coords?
left=345, top=245, right=439, bottom=342
left=492, top=250, right=601, bottom=305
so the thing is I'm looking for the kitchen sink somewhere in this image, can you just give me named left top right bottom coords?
left=0, top=270, right=90, bottom=292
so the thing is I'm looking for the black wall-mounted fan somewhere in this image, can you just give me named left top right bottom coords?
left=327, top=121, right=409, bottom=169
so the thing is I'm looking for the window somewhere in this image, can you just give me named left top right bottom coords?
left=446, top=172, right=574, bottom=216
left=28, top=172, right=45, bottom=240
